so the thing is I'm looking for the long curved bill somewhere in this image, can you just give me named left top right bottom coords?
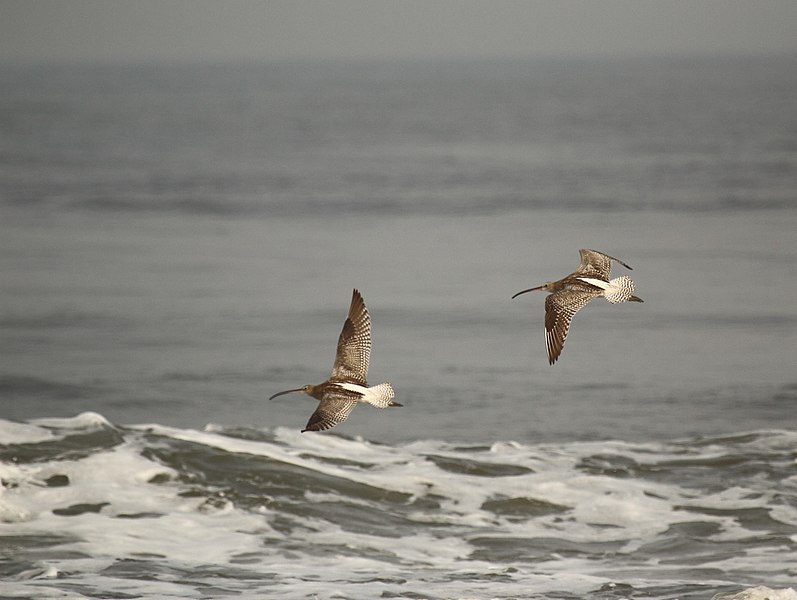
left=269, top=388, right=304, bottom=401
left=511, top=285, right=544, bottom=299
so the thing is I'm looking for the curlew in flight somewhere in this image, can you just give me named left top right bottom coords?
left=270, top=289, right=400, bottom=432
left=512, top=249, right=643, bottom=365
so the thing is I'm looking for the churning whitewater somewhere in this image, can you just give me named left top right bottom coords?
left=1, top=413, right=796, bottom=599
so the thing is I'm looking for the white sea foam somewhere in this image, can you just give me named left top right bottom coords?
left=0, top=419, right=55, bottom=444
left=713, top=588, right=797, bottom=600
left=1, top=426, right=272, bottom=567
left=2, top=417, right=796, bottom=599
left=30, top=411, right=113, bottom=430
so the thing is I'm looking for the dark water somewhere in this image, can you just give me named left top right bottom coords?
left=1, top=57, right=796, bottom=598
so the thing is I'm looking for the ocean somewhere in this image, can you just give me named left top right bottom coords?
left=1, top=56, right=796, bottom=599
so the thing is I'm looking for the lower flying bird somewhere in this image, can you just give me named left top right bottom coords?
left=270, top=289, right=400, bottom=432
left=512, top=249, right=643, bottom=365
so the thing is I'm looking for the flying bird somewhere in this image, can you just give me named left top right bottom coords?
left=270, top=289, right=400, bottom=432
left=512, top=249, right=643, bottom=365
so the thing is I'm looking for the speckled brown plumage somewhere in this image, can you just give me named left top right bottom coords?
left=269, top=289, right=400, bottom=432
left=513, top=249, right=644, bottom=365
left=329, top=289, right=371, bottom=386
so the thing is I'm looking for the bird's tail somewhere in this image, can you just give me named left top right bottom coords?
left=365, top=383, right=400, bottom=408
left=605, top=276, right=639, bottom=304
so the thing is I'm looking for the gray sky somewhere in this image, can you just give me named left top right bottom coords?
left=2, top=0, right=797, bottom=63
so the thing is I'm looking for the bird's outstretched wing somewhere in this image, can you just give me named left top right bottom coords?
left=329, top=289, right=371, bottom=385
left=544, top=289, right=599, bottom=365
left=575, top=248, right=632, bottom=281
left=302, top=394, right=358, bottom=432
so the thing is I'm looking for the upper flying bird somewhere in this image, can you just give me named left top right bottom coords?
left=269, top=289, right=400, bottom=432
left=512, top=249, right=643, bottom=365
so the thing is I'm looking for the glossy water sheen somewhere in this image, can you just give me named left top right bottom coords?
left=1, top=57, right=796, bottom=598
